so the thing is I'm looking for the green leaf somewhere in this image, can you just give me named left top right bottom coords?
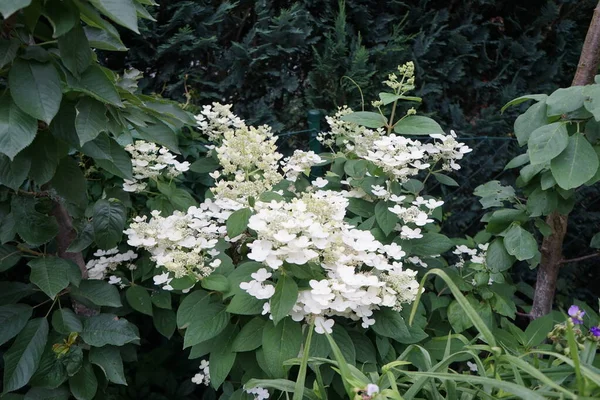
left=125, top=286, right=153, bottom=316
left=520, top=162, right=546, bottom=184
left=546, top=86, right=584, bottom=116
left=262, top=318, right=303, bottom=378
left=399, top=233, right=453, bottom=256
left=92, top=199, right=127, bottom=249
left=3, top=318, right=49, bottom=392
left=433, top=173, right=458, bottom=186
left=551, top=133, right=599, bottom=190
left=591, top=232, right=600, bottom=249
left=0, top=94, right=37, bottom=160
left=69, top=360, right=97, bottom=400
left=135, top=119, right=179, bottom=153
left=9, top=59, right=62, bottom=124
left=583, top=84, right=600, bottom=121
left=69, top=65, right=122, bottom=107
left=491, top=283, right=517, bottom=318
left=473, top=180, right=516, bottom=209
left=88, top=346, right=126, bottom=385
left=42, top=0, right=78, bottom=38
left=0, top=282, right=34, bottom=305
left=0, top=38, right=19, bottom=68
left=0, top=304, right=32, bottom=346
left=200, top=274, right=230, bottom=292
left=524, top=314, right=554, bottom=347
left=51, top=309, right=82, bottom=335
left=74, top=97, right=107, bottom=146
left=372, top=308, right=426, bottom=343
left=49, top=157, right=88, bottom=207
left=0, top=244, right=21, bottom=272
left=209, top=325, right=238, bottom=389
left=270, top=274, right=298, bottom=325
left=526, top=187, right=558, bottom=218
left=231, top=317, right=266, bottom=352
left=23, top=387, right=69, bottom=400
left=447, top=300, right=473, bottom=333
left=81, top=133, right=133, bottom=180
left=57, top=24, right=92, bottom=77
left=153, top=308, right=176, bottom=339
left=503, top=224, right=538, bottom=261
left=70, top=280, right=122, bottom=307
left=11, top=198, right=58, bottom=246
left=379, top=92, right=401, bottom=105
left=190, top=157, right=220, bottom=174
left=394, top=115, right=444, bottom=135
left=183, top=302, right=229, bottom=348
left=0, top=0, right=32, bottom=18
left=28, top=257, right=72, bottom=299
left=176, top=290, right=210, bottom=328
left=485, top=238, right=515, bottom=273
left=226, top=292, right=265, bottom=315
left=0, top=152, right=31, bottom=190
left=81, top=314, right=139, bottom=347
left=501, top=94, right=547, bottom=112
left=226, top=208, right=252, bottom=238
left=89, top=0, right=139, bottom=33
left=504, top=153, right=530, bottom=170
left=25, top=132, right=67, bottom=185
left=150, top=291, right=171, bottom=309
left=375, top=201, right=398, bottom=236
left=514, top=101, right=548, bottom=146
left=340, top=111, right=387, bottom=128
left=527, top=122, right=568, bottom=165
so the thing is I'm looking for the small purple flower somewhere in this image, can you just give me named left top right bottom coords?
left=568, top=305, right=585, bottom=325
left=591, top=326, right=600, bottom=337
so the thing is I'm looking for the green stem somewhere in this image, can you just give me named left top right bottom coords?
left=293, top=320, right=315, bottom=400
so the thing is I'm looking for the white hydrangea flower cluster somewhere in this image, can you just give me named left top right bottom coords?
left=281, top=150, right=323, bottom=182
left=194, top=103, right=246, bottom=142
left=246, top=386, right=270, bottom=400
left=85, top=248, right=138, bottom=281
left=319, top=109, right=471, bottom=182
left=123, top=141, right=190, bottom=193
left=191, top=360, right=210, bottom=386
left=453, top=243, right=494, bottom=285
left=239, top=190, right=420, bottom=332
left=210, top=124, right=284, bottom=204
left=123, top=199, right=230, bottom=280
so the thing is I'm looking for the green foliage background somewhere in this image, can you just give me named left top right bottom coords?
left=110, top=0, right=600, bottom=303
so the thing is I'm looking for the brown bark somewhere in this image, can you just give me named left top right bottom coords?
left=531, top=0, right=600, bottom=319
left=51, top=201, right=88, bottom=279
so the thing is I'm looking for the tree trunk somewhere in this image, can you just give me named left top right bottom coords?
left=530, top=0, right=600, bottom=319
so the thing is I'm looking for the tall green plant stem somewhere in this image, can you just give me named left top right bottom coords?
left=531, top=0, right=600, bottom=319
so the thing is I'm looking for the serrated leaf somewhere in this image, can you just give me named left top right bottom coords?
left=270, top=274, right=298, bottom=325
left=92, top=199, right=126, bottom=249
left=89, top=0, right=139, bottom=33
left=9, top=59, right=62, bottom=124
left=176, top=290, right=210, bottom=328
left=394, top=115, right=444, bottom=135
left=374, top=201, right=398, bottom=236
left=372, top=308, right=426, bottom=343
left=69, top=360, right=97, bottom=400
left=0, top=304, right=32, bottom=346
left=51, top=309, right=82, bottom=334
left=0, top=244, right=21, bottom=272
left=75, top=97, right=107, bottom=146
left=125, top=286, right=153, bottom=316
left=70, top=280, right=122, bottom=307
left=153, top=308, right=176, bottom=339
left=88, top=346, right=126, bottom=385
left=231, top=317, right=266, bottom=352
left=183, top=303, right=229, bottom=348
left=190, top=157, right=220, bottom=174
left=0, top=282, right=34, bottom=305
left=11, top=197, right=58, bottom=247
left=49, top=157, right=88, bottom=207
left=0, top=38, right=20, bottom=68
left=433, top=173, right=458, bottom=186
left=42, top=0, right=78, bottom=38
left=209, top=324, right=238, bottom=389
left=485, top=238, right=515, bottom=273
left=150, top=291, right=171, bottom=309
left=226, top=292, right=265, bottom=315
left=261, top=318, right=302, bottom=378
left=3, top=318, right=49, bottom=392
left=340, top=111, right=387, bottom=128
left=226, top=208, right=252, bottom=238
left=0, top=151, right=32, bottom=190
left=57, top=24, right=92, bottom=77
left=28, top=257, right=72, bottom=299
left=69, top=65, right=123, bottom=107
left=81, top=133, right=133, bottom=180
left=81, top=314, right=139, bottom=347
left=0, top=94, right=37, bottom=160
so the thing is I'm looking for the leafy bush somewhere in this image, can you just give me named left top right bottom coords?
left=1, top=1, right=600, bottom=399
